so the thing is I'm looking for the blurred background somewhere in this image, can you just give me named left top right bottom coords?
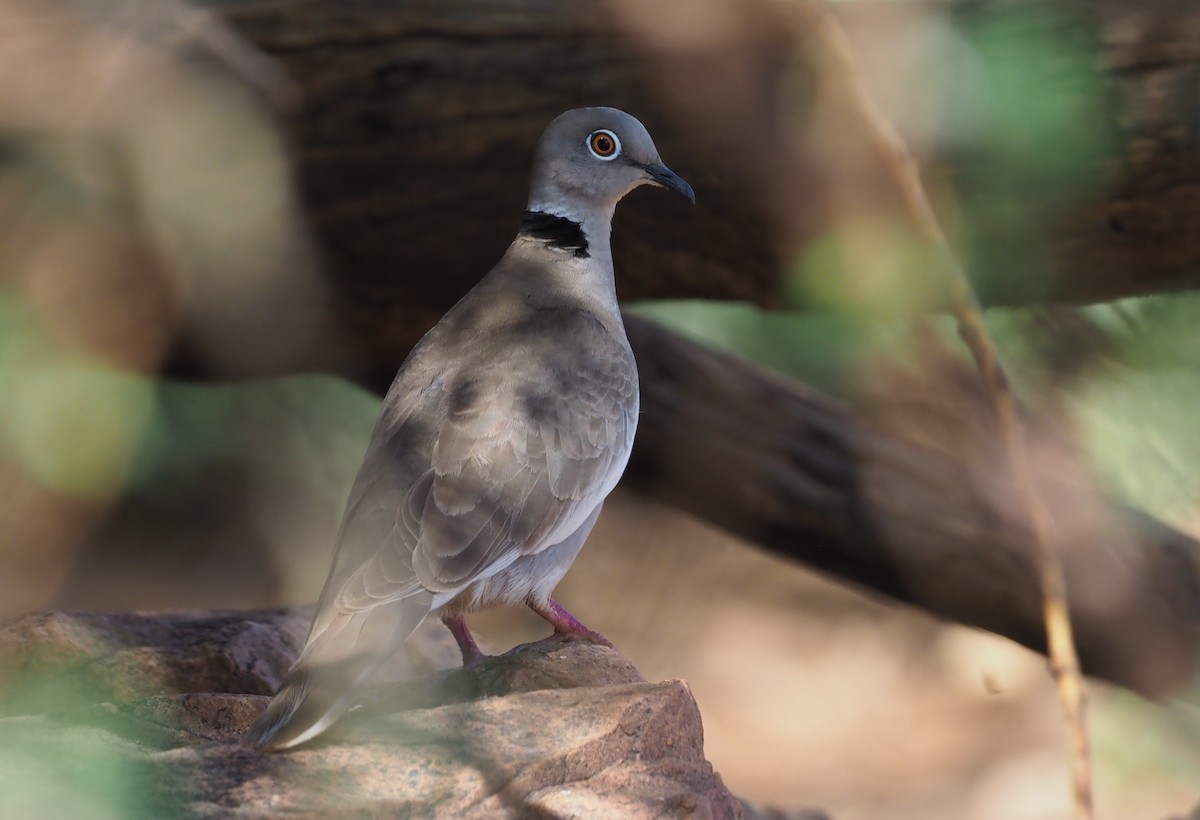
left=1, top=0, right=1199, bottom=817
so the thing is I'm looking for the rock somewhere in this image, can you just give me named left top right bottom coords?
left=0, top=608, right=747, bottom=818
left=0, top=609, right=309, bottom=715
left=0, top=608, right=459, bottom=717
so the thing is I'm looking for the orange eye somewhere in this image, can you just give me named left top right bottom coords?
left=587, top=129, right=620, bottom=160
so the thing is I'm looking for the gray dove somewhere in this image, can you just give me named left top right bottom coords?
left=245, top=107, right=694, bottom=750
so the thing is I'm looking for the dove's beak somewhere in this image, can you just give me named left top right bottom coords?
left=637, top=161, right=696, bottom=204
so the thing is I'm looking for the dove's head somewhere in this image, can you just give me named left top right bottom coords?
left=526, top=107, right=695, bottom=220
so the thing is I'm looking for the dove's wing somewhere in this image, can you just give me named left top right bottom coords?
left=323, top=305, right=638, bottom=620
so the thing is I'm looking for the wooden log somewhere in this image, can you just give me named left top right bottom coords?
left=623, top=315, right=1200, bottom=697
left=193, top=0, right=1200, bottom=366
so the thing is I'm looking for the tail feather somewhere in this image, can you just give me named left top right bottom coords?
left=245, top=597, right=433, bottom=751
left=244, top=654, right=380, bottom=751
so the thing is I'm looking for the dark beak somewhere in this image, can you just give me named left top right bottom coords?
left=638, top=161, right=696, bottom=203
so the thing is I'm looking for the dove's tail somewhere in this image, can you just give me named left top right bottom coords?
left=245, top=596, right=433, bottom=751
left=243, top=655, right=375, bottom=750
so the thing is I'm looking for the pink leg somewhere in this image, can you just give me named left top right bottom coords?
left=527, top=598, right=614, bottom=648
left=442, top=614, right=487, bottom=666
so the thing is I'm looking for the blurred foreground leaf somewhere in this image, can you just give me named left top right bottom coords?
left=0, top=723, right=148, bottom=820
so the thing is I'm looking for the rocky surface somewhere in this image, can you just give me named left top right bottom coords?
left=0, top=608, right=757, bottom=819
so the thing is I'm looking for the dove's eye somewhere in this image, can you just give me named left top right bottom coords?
left=587, top=130, right=620, bottom=160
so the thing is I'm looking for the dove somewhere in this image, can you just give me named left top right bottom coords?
left=245, top=107, right=694, bottom=750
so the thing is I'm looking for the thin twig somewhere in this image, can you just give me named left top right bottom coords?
left=808, top=8, right=1094, bottom=818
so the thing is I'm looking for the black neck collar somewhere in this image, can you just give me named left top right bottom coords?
left=518, top=210, right=590, bottom=258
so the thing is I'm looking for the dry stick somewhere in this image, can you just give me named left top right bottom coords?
left=809, top=9, right=1094, bottom=819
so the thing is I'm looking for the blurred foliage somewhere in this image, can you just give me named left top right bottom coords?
left=0, top=270, right=378, bottom=610
left=1092, top=688, right=1200, bottom=794
left=0, top=272, right=375, bottom=511
left=125, top=375, right=376, bottom=505
left=630, top=299, right=897, bottom=397
left=0, top=291, right=155, bottom=513
left=0, top=623, right=158, bottom=818
left=631, top=292, right=1200, bottom=531
left=939, top=4, right=1117, bottom=304
left=788, top=213, right=947, bottom=323
left=792, top=2, right=1117, bottom=311
left=0, top=724, right=148, bottom=819
left=0, top=658, right=194, bottom=817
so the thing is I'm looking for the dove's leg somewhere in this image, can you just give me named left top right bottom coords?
left=527, top=598, right=614, bottom=648
left=442, top=614, right=487, bottom=666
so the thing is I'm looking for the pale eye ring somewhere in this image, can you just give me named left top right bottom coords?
left=586, top=129, right=621, bottom=161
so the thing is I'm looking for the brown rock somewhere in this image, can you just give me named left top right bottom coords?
left=0, top=608, right=460, bottom=717
left=0, top=609, right=310, bottom=715
left=0, top=609, right=752, bottom=819
left=214, top=681, right=735, bottom=819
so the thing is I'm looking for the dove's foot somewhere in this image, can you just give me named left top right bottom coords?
left=527, top=597, right=615, bottom=649
left=442, top=614, right=489, bottom=667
